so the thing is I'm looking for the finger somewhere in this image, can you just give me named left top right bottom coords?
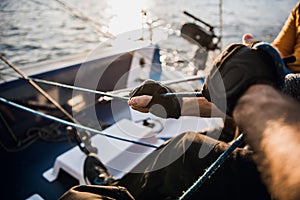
left=128, top=95, right=152, bottom=107
left=242, top=33, right=255, bottom=45
left=130, top=106, right=150, bottom=113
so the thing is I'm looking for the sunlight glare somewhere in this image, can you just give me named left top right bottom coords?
left=108, top=0, right=150, bottom=36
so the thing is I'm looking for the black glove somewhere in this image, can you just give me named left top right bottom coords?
left=202, top=42, right=288, bottom=116
left=129, top=79, right=182, bottom=118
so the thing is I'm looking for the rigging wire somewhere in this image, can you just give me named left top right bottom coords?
left=0, top=55, right=203, bottom=150
left=0, top=54, right=76, bottom=123
left=22, top=76, right=204, bottom=98
left=109, top=75, right=205, bottom=94
left=0, top=53, right=96, bottom=155
left=0, top=97, right=159, bottom=149
left=0, top=70, right=205, bottom=100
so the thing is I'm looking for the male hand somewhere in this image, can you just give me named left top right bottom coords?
left=202, top=42, right=287, bottom=116
left=128, top=80, right=182, bottom=118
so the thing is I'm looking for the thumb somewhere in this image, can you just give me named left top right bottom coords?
left=128, top=95, right=152, bottom=107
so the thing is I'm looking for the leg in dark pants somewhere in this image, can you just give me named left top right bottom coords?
left=60, top=132, right=271, bottom=200
left=119, top=132, right=271, bottom=200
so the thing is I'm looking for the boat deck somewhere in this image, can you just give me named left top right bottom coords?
left=1, top=96, right=131, bottom=199
left=1, top=139, right=78, bottom=199
left=0, top=41, right=205, bottom=199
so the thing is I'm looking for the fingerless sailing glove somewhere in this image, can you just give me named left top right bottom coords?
left=202, top=42, right=289, bottom=116
left=129, top=79, right=182, bottom=118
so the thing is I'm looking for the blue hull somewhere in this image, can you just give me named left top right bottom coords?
left=0, top=46, right=161, bottom=199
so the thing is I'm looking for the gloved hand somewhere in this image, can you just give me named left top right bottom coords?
left=202, top=42, right=289, bottom=116
left=129, top=79, right=182, bottom=118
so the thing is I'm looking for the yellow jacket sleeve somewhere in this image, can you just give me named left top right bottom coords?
left=272, top=2, right=300, bottom=73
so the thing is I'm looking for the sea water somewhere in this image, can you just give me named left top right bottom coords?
left=0, top=0, right=298, bottom=70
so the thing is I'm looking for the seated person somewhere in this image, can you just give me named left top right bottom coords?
left=60, top=3, right=300, bottom=199
left=272, top=1, right=300, bottom=73
left=243, top=2, right=300, bottom=73
left=59, top=38, right=300, bottom=200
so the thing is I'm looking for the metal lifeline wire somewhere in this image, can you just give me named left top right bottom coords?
left=0, top=70, right=204, bottom=100
left=0, top=97, right=159, bottom=149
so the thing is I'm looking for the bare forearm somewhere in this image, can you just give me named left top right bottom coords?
left=233, top=84, right=300, bottom=199
left=181, top=97, right=225, bottom=118
left=181, top=97, right=237, bottom=139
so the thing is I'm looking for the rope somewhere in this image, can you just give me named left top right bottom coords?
left=22, top=75, right=128, bottom=101
left=179, top=133, right=245, bottom=200
left=0, top=112, right=18, bottom=143
left=0, top=97, right=159, bottom=149
left=0, top=54, right=205, bottom=152
left=109, top=75, right=205, bottom=94
left=162, top=92, right=202, bottom=98
left=0, top=54, right=76, bottom=123
left=0, top=69, right=204, bottom=99
left=27, top=77, right=203, bottom=99
left=0, top=54, right=95, bottom=155
left=0, top=111, right=69, bottom=152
